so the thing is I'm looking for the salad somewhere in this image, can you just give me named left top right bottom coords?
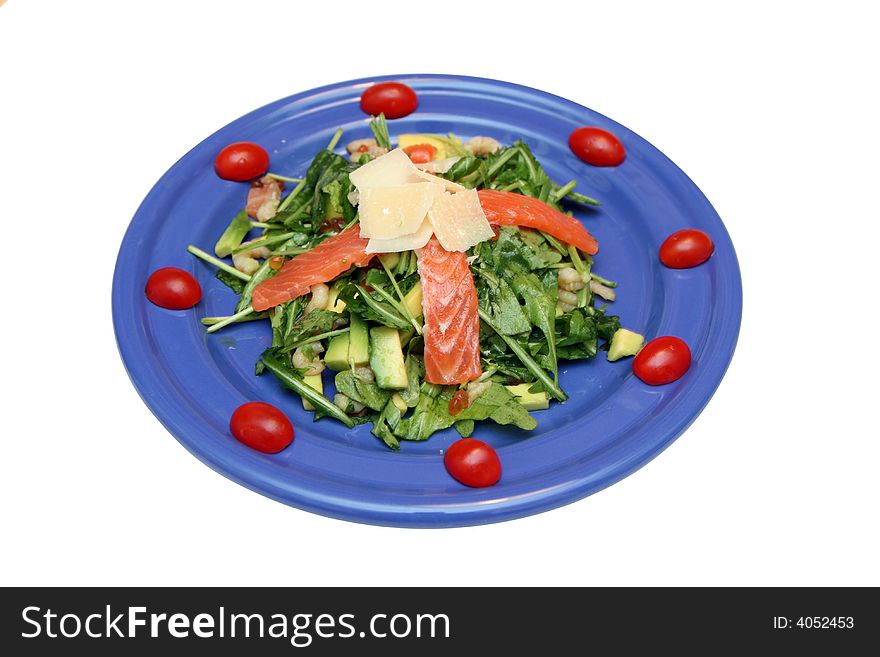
left=185, top=114, right=645, bottom=451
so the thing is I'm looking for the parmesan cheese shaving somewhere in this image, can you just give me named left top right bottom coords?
left=365, top=218, right=434, bottom=253
left=414, top=156, right=461, bottom=174
left=358, top=183, right=439, bottom=239
left=349, top=148, right=421, bottom=191
left=412, top=168, right=465, bottom=193
left=427, top=189, right=494, bottom=252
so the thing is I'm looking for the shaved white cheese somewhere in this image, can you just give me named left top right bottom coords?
left=347, top=189, right=359, bottom=206
left=358, top=183, right=440, bottom=239
left=427, top=189, right=495, bottom=252
left=365, top=218, right=434, bottom=253
left=414, top=156, right=461, bottom=174
left=412, top=168, right=465, bottom=192
left=349, top=148, right=421, bottom=191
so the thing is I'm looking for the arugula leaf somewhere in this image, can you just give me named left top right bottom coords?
left=442, top=156, right=487, bottom=188
left=215, top=268, right=247, bottom=294
left=276, top=309, right=340, bottom=353
left=476, top=268, right=530, bottom=336
left=259, top=348, right=354, bottom=428
left=321, top=176, right=357, bottom=222
left=336, top=281, right=411, bottom=330
left=369, top=113, right=392, bottom=150
left=334, top=370, right=391, bottom=412
left=272, top=149, right=355, bottom=247
left=478, top=308, right=567, bottom=401
left=510, top=272, right=558, bottom=379
left=372, top=400, right=403, bottom=450
left=481, top=140, right=601, bottom=209
left=235, top=257, right=277, bottom=313
left=398, top=355, right=423, bottom=408
left=554, top=309, right=599, bottom=360
left=402, top=382, right=536, bottom=442
left=480, top=226, right=561, bottom=273
left=596, top=314, right=622, bottom=346
left=454, top=420, right=475, bottom=438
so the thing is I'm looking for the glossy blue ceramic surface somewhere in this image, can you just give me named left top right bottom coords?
left=112, top=75, right=741, bottom=527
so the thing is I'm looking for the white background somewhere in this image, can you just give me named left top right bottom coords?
left=1, top=0, right=877, bottom=587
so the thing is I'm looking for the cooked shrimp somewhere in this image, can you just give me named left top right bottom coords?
left=467, top=380, right=492, bottom=404
left=557, top=267, right=586, bottom=292
left=232, top=246, right=271, bottom=275
left=589, top=280, right=616, bottom=302
left=292, top=343, right=325, bottom=376
left=465, top=136, right=501, bottom=156
left=334, top=393, right=365, bottom=414
left=304, top=283, right=330, bottom=315
left=346, top=138, right=388, bottom=161
left=557, top=289, right=579, bottom=313
left=246, top=175, right=284, bottom=219
left=354, top=366, right=375, bottom=384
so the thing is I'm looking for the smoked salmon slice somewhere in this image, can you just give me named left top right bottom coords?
left=251, top=226, right=372, bottom=312
left=416, top=237, right=482, bottom=385
left=477, top=189, right=599, bottom=255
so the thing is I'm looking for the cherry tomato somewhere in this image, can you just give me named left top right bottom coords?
left=444, top=438, right=501, bottom=488
left=360, top=82, right=418, bottom=119
left=229, top=402, right=294, bottom=454
left=214, top=142, right=270, bottom=181
left=569, top=126, right=626, bottom=167
left=145, top=267, right=202, bottom=309
left=659, top=229, right=715, bottom=269
left=632, top=336, right=691, bottom=386
left=404, top=143, right=437, bottom=164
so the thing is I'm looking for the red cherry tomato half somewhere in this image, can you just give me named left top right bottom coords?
left=229, top=402, right=294, bottom=454
left=404, top=143, right=437, bottom=164
left=145, top=267, right=202, bottom=309
left=214, top=142, right=270, bottom=181
left=444, top=438, right=501, bottom=488
left=569, top=126, right=626, bottom=167
left=659, top=229, right=715, bottom=269
left=632, top=336, right=692, bottom=386
left=360, top=82, right=418, bottom=119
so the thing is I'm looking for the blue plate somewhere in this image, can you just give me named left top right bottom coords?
left=112, top=75, right=741, bottom=527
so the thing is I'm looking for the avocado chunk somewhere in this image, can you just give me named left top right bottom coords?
left=607, top=328, right=645, bottom=362
left=327, top=283, right=346, bottom=313
left=325, top=333, right=350, bottom=372
left=301, top=374, right=324, bottom=411
left=391, top=393, right=408, bottom=413
left=397, top=134, right=449, bottom=160
left=378, top=252, right=400, bottom=271
left=369, top=327, right=409, bottom=390
left=403, top=282, right=423, bottom=320
left=348, top=313, right=370, bottom=368
left=505, top=384, right=550, bottom=411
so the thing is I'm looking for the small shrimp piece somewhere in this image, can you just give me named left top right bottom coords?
left=256, top=198, right=280, bottom=222
left=467, top=380, right=492, bottom=404
left=334, top=393, right=365, bottom=415
left=557, top=289, right=578, bottom=313
left=232, top=245, right=271, bottom=275
left=589, top=280, right=616, bottom=302
left=354, top=366, right=375, bottom=384
left=346, top=138, right=388, bottom=162
left=292, top=343, right=325, bottom=376
left=303, top=283, right=330, bottom=315
left=465, top=136, right=501, bottom=157
left=246, top=175, right=285, bottom=219
left=557, top=267, right=586, bottom=292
